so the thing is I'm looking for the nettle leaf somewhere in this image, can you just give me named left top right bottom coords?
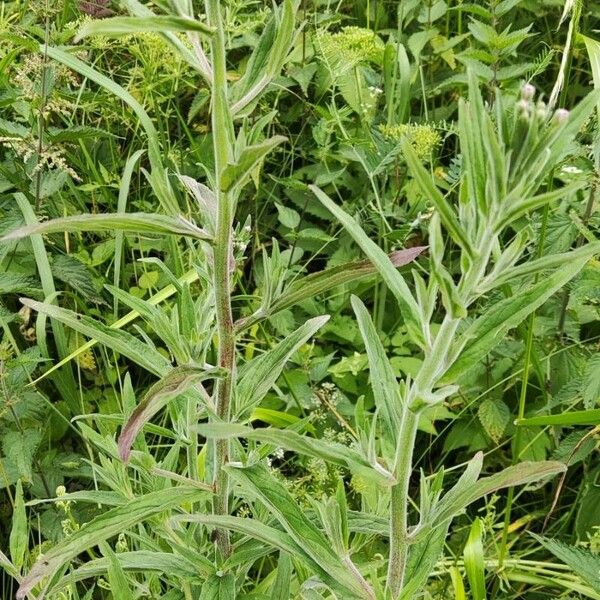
left=119, top=364, right=225, bottom=462
left=3, top=430, right=42, bottom=482
left=52, top=255, right=106, bottom=305
left=531, top=534, right=600, bottom=593
left=16, top=487, right=206, bottom=599
left=478, top=398, right=510, bottom=442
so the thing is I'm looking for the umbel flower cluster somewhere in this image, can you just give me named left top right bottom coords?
left=379, top=122, right=442, bottom=159
left=317, top=26, right=385, bottom=67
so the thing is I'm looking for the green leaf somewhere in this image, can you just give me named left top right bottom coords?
left=463, top=519, right=486, bottom=600
left=402, top=139, right=473, bottom=256
left=99, top=542, right=134, bottom=600
left=221, top=136, right=286, bottom=192
left=442, top=256, right=590, bottom=383
left=531, top=534, right=600, bottom=593
left=583, top=35, right=600, bottom=119
left=196, top=423, right=393, bottom=485
left=478, top=398, right=510, bottom=442
left=516, top=409, right=600, bottom=427
left=230, top=0, right=296, bottom=114
left=119, top=364, right=226, bottom=462
left=1, top=213, right=210, bottom=243
left=310, top=185, right=425, bottom=348
left=9, top=480, right=28, bottom=571
left=237, top=247, right=424, bottom=331
left=16, top=487, right=206, bottom=599
left=235, top=316, right=329, bottom=417
left=19, top=298, right=170, bottom=377
left=75, top=16, right=214, bottom=42
left=225, top=462, right=367, bottom=598
left=351, top=296, right=402, bottom=446
left=432, top=458, right=565, bottom=528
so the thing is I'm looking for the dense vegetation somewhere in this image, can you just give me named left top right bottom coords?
left=1, top=0, right=600, bottom=598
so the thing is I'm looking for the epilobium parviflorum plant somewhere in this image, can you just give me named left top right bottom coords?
left=2, top=2, right=600, bottom=599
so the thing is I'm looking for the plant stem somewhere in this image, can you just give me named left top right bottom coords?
left=387, top=406, right=419, bottom=597
left=206, top=0, right=235, bottom=558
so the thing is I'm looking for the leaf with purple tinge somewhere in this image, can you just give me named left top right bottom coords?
left=118, top=364, right=226, bottom=462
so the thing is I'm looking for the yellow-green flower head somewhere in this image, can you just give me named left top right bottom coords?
left=379, top=123, right=441, bottom=159
left=318, top=26, right=385, bottom=67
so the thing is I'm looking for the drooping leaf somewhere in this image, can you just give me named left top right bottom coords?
left=119, top=364, right=225, bottom=462
left=75, top=15, right=214, bottom=42
left=1, top=213, right=210, bottom=243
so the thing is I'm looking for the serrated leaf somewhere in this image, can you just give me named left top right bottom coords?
left=478, top=398, right=510, bottom=442
left=531, top=534, right=600, bottom=593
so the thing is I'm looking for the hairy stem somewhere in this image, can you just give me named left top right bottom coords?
left=206, top=0, right=235, bottom=558
left=387, top=407, right=419, bottom=597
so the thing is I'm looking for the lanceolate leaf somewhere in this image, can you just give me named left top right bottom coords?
left=1, top=213, right=211, bottom=243
left=352, top=296, right=402, bottom=446
left=221, top=136, right=287, bottom=192
left=431, top=459, right=565, bottom=528
left=236, top=247, right=425, bottom=331
left=119, top=364, right=226, bottom=462
left=19, top=298, right=170, bottom=376
left=441, top=256, right=590, bottom=383
left=225, top=462, right=367, bottom=598
left=310, top=185, right=425, bottom=348
left=74, top=16, right=215, bottom=41
left=516, top=409, right=600, bottom=427
left=235, top=316, right=329, bottom=417
left=402, top=140, right=474, bottom=256
left=196, top=423, right=394, bottom=485
left=16, top=487, right=207, bottom=599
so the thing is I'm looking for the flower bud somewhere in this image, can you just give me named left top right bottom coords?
left=515, top=99, right=530, bottom=119
left=521, top=82, right=536, bottom=101
left=553, top=108, right=570, bottom=124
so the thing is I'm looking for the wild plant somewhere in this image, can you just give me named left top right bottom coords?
left=1, top=2, right=599, bottom=599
